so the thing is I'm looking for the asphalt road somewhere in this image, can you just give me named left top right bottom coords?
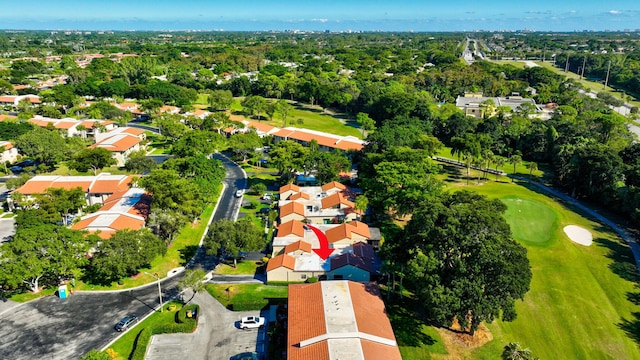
left=0, top=276, right=182, bottom=360
left=212, top=153, right=247, bottom=222
left=0, top=152, right=248, bottom=360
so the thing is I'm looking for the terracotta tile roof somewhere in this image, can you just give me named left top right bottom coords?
left=330, top=253, right=373, bottom=273
left=284, top=240, right=312, bottom=254
left=325, top=222, right=371, bottom=244
left=90, top=176, right=132, bottom=194
left=273, top=127, right=364, bottom=152
left=321, top=181, right=346, bottom=192
left=266, top=254, right=296, bottom=272
left=289, top=192, right=310, bottom=201
left=246, top=120, right=277, bottom=134
left=15, top=174, right=134, bottom=195
left=288, top=283, right=328, bottom=360
left=277, top=220, right=306, bottom=237
left=279, top=183, right=300, bottom=195
left=348, top=282, right=400, bottom=347
left=91, top=134, right=141, bottom=152
left=16, top=176, right=93, bottom=194
left=320, top=192, right=354, bottom=210
left=349, top=221, right=371, bottom=238
left=0, top=114, right=17, bottom=122
left=0, top=96, right=15, bottom=103
left=279, top=201, right=305, bottom=218
left=1, top=141, right=14, bottom=150
left=288, top=281, right=401, bottom=360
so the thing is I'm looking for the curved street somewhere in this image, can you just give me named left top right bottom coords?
left=0, top=153, right=247, bottom=360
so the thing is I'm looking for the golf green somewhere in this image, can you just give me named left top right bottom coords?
left=501, top=196, right=558, bottom=245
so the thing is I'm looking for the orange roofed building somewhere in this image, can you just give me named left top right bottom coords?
left=91, top=127, right=146, bottom=166
left=287, top=280, right=401, bottom=360
left=15, top=173, right=134, bottom=206
left=70, top=187, right=150, bottom=239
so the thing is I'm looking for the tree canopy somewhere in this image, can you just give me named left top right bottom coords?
left=389, top=191, right=532, bottom=333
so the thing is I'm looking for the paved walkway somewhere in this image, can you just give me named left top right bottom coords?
left=145, top=291, right=267, bottom=360
left=209, top=274, right=266, bottom=284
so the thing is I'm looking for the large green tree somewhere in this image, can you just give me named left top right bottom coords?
left=88, top=229, right=166, bottom=284
left=204, top=219, right=265, bottom=267
left=15, top=127, right=69, bottom=167
left=393, top=191, right=532, bottom=334
left=0, top=225, right=95, bottom=293
left=139, top=168, right=204, bottom=218
left=68, top=148, right=116, bottom=175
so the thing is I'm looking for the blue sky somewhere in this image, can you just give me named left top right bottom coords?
left=1, top=0, right=639, bottom=31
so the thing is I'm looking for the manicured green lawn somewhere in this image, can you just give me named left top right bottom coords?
left=501, top=196, right=558, bottom=245
left=461, top=181, right=640, bottom=359
left=206, top=283, right=288, bottom=311
left=214, top=260, right=260, bottom=275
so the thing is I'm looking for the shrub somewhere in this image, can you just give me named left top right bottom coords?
left=306, top=277, right=318, bottom=283
left=177, top=304, right=200, bottom=324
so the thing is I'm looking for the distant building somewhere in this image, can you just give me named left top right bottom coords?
left=455, top=92, right=539, bottom=119
left=90, top=127, right=146, bottom=166
left=0, top=141, right=18, bottom=164
left=287, top=281, right=402, bottom=360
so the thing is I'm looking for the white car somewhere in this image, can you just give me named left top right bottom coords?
left=235, top=189, right=244, bottom=198
left=239, top=316, right=265, bottom=330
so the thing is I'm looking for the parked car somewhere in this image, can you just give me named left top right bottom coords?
left=114, top=314, right=138, bottom=332
left=261, top=193, right=273, bottom=200
left=231, top=352, right=259, bottom=360
left=235, top=189, right=244, bottom=198
left=239, top=316, right=265, bottom=330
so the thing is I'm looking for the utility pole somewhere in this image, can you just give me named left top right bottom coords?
left=604, top=60, right=611, bottom=90
left=145, top=272, right=164, bottom=312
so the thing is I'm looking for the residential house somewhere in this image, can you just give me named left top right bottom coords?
left=0, top=94, right=41, bottom=107
left=455, top=92, right=539, bottom=119
left=28, top=116, right=116, bottom=138
left=278, top=182, right=359, bottom=224
left=267, top=220, right=377, bottom=283
left=0, top=141, right=19, bottom=164
left=14, top=174, right=134, bottom=206
left=242, top=120, right=364, bottom=152
left=287, top=280, right=402, bottom=360
left=91, top=127, right=146, bottom=166
left=70, top=187, right=150, bottom=239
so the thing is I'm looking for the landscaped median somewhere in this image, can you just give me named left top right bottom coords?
left=105, top=301, right=199, bottom=360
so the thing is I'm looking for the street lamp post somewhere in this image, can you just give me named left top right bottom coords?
left=144, top=272, right=163, bottom=312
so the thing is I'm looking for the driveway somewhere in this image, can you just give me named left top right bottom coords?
left=145, top=290, right=267, bottom=360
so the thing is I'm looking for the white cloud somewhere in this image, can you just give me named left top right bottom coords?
left=609, top=10, right=621, bottom=15
left=311, top=18, right=329, bottom=23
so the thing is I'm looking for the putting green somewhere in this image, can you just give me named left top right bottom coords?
left=501, top=196, right=558, bottom=244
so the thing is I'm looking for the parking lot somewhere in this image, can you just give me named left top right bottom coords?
left=145, top=290, right=267, bottom=360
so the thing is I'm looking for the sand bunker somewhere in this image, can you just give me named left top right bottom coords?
left=563, top=225, right=593, bottom=246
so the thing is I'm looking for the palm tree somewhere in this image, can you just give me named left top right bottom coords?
left=508, top=153, right=522, bottom=183
left=483, top=149, right=494, bottom=180
left=494, top=156, right=506, bottom=181
left=527, top=161, right=538, bottom=182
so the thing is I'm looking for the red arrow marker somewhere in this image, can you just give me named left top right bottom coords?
left=307, top=224, right=335, bottom=260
